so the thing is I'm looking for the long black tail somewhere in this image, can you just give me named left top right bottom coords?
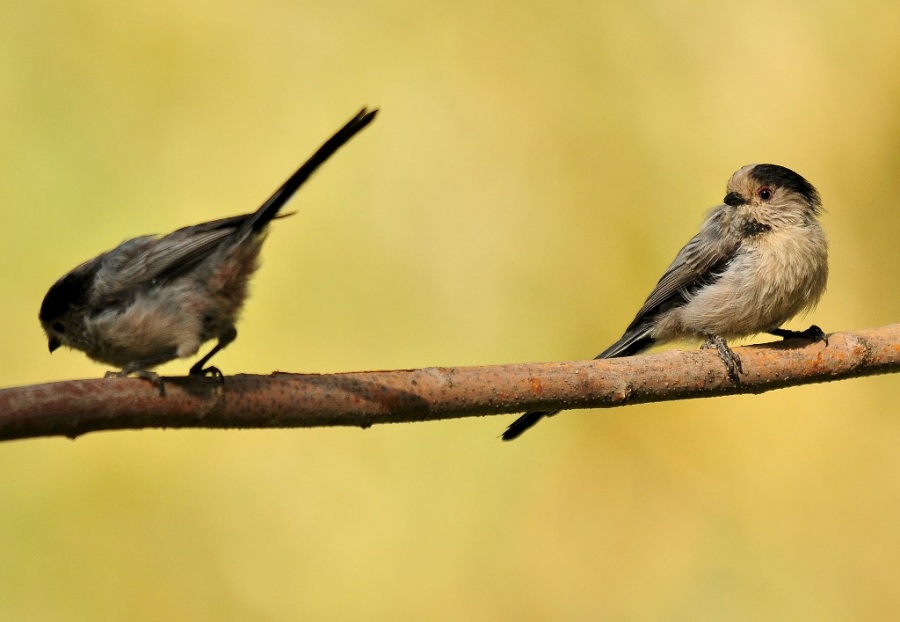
left=501, top=409, right=553, bottom=441
left=501, top=329, right=655, bottom=441
left=238, top=108, right=378, bottom=238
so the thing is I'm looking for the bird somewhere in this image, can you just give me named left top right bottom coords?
left=503, top=163, right=829, bottom=441
left=39, top=107, right=377, bottom=380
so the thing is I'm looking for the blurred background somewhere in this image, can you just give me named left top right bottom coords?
left=1, top=0, right=899, bottom=619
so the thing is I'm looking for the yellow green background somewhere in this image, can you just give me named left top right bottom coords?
left=2, top=0, right=900, bottom=619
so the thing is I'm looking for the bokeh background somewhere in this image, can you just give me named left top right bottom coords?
left=2, top=0, right=900, bottom=619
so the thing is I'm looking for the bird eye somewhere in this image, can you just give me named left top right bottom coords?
left=52, top=322, right=65, bottom=333
left=758, top=187, right=772, bottom=200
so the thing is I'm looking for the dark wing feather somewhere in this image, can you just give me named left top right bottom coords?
left=111, top=217, right=250, bottom=287
left=622, top=208, right=740, bottom=334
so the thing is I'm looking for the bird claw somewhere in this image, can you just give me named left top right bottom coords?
left=189, top=364, right=225, bottom=384
left=770, top=324, right=829, bottom=347
left=702, top=335, right=743, bottom=383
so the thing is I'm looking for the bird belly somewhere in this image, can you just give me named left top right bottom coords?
left=84, top=284, right=206, bottom=369
left=654, top=224, right=828, bottom=341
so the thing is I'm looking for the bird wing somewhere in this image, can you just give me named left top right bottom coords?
left=623, top=207, right=740, bottom=333
left=595, top=214, right=740, bottom=359
left=113, top=216, right=252, bottom=287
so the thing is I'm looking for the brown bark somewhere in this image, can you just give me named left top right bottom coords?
left=1, top=325, right=898, bottom=442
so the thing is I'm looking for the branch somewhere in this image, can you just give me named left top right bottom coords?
left=2, top=325, right=898, bottom=442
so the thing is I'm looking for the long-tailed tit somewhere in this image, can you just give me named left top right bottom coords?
left=503, top=163, right=828, bottom=440
left=40, top=108, right=377, bottom=378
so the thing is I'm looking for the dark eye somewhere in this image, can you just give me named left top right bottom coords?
left=758, top=187, right=772, bottom=201
left=52, top=322, right=65, bottom=333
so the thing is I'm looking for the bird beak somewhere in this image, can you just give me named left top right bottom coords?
left=723, top=192, right=746, bottom=207
left=48, top=336, right=61, bottom=353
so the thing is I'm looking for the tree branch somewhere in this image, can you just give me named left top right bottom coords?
left=2, top=325, right=898, bottom=442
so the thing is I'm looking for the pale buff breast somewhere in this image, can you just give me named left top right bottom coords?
left=652, top=222, right=828, bottom=341
left=84, top=284, right=206, bottom=367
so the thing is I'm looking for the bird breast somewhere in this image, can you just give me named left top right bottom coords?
left=653, top=221, right=828, bottom=340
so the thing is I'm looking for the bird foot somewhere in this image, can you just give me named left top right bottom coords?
left=189, top=364, right=225, bottom=387
left=701, top=335, right=743, bottom=383
left=769, top=325, right=828, bottom=346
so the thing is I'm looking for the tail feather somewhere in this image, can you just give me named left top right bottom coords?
left=501, top=409, right=559, bottom=441
left=238, top=108, right=378, bottom=239
left=596, top=329, right=655, bottom=359
left=502, top=327, right=655, bottom=441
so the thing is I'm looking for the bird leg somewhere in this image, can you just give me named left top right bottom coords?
left=769, top=325, right=828, bottom=346
left=701, top=334, right=743, bottom=383
left=189, top=326, right=237, bottom=378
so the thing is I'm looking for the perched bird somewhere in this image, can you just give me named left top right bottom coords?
left=40, top=108, right=377, bottom=378
left=503, top=163, right=829, bottom=441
